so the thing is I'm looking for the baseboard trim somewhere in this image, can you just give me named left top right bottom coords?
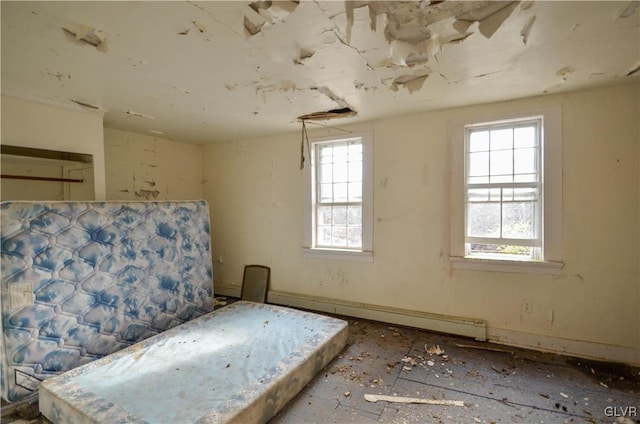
left=487, top=327, right=640, bottom=366
left=214, top=284, right=637, bottom=364
left=266, top=290, right=487, bottom=341
left=214, top=282, right=241, bottom=298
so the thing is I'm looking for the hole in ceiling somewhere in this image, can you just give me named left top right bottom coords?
left=297, top=107, right=357, bottom=121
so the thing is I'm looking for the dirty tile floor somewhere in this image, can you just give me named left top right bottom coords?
left=2, top=308, right=639, bottom=424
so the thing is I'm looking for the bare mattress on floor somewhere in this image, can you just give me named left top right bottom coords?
left=39, top=301, right=348, bottom=423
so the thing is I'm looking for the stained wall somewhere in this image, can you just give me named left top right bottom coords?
left=104, top=128, right=203, bottom=201
left=202, top=82, right=639, bottom=364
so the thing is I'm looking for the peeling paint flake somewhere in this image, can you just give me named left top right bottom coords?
left=124, top=110, right=155, bottom=120
left=70, top=99, right=107, bottom=112
left=455, top=1, right=518, bottom=39
left=619, top=1, right=640, bottom=18
left=192, top=20, right=207, bottom=33
left=520, top=15, right=536, bottom=45
left=520, top=0, right=534, bottom=11
left=244, top=14, right=265, bottom=36
left=555, top=66, right=574, bottom=78
left=392, top=73, right=429, bottom=93
left=405, top=52, right=429, bottom=66
left=425, top=34, right=442, bottom=57
left=311, top=86, right=352, bottom=110
left=443, top=32, right=474, bottom=45
left=63, top=22, right=107, bottom=52
left=245, top=0, right=299, bottom=36
left=294, top=47, right=315, bottom=64
left=626, top=60, right=640, bottom=77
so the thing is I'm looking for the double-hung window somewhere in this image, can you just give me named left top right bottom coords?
left=450, top=108, right=563, bottom=273
left=465, top=118, right=542, bottom=260
left=303, top=133, right=373, bottom=261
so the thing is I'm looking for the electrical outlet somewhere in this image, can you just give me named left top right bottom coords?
left=522, top=299, right=533, bottom=313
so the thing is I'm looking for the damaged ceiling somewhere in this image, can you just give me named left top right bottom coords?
left=1, top=1, right=639, bottom=144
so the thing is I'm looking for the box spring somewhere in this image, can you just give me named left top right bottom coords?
left=39, top=301, right=348, bottom=423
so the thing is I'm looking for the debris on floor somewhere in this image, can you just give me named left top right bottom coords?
left=425, top=344, right=446, bottom=356
left=363, top=394, right=466, bottom=407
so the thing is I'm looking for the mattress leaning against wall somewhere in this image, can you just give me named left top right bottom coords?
left=0, top=200, right=215, bottom=402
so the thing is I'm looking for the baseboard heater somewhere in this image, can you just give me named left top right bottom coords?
left=267, top=290, right=486, bottom=341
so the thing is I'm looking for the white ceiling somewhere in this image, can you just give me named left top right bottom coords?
left=2, top=1, right=639, bottom=144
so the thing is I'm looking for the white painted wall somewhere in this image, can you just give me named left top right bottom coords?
left=104, top=128, right=203, bottom=201
left=202, top=82, right=639, bottom=364
left=0, top=95, right=106, bottom=199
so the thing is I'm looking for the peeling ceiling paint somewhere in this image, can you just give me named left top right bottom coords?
left=1, top=1, right=639, bottom=144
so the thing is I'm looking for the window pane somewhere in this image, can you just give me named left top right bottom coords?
left=467, top=202, right=500, bottom=237
left=469, top=131, right=489, bottom=152
left=334, top=183, right=348, bottom=202
left=332, top=226, right=347, bottom=247
left=332, top=206, right=347, bottom=225
left=468, top=151, right=489, bottom=177
left=348, top=161, right=362, bottom=182
left=490, top=128, right=513, bottom=150
left=333, top=144, right=348, bottom=161
left=348, top=142, right=362, bottom=155
left=318, top=206, right=332, bottom=225
left=320, top=183, right=333, bottom=202
left=347, top=227, right=362, bottom=248
left=514, top=147, right=536, bottom=175
left=502, top=202, right=536, bottom=239
left=348, top=182, right=362, bottom=201
left=319, top=145, right=333, bottom=163
left=490, top=149, right=513, bottom=177
left=468, top=243, right=532, bottom=257
left=333, top=162, right=348, bottom=183
left=320, top=164, right=333, bottom=183
left=317, top=226, right=332, bottom=246
left=514, top=126, right=536, bottom=148
left=347, top=206, right=362, bottom=226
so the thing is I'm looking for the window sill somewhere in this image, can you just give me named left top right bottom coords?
left=303, top=248, right=373, bottom=262
left=450, top=256, right=563, bottom=274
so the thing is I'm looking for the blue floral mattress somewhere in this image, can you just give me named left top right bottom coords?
left=39, top=301, right=348, bottom=423
left=0, top=201, right=215, bottom=402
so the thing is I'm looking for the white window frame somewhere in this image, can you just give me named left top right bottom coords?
left=449, top=108, right=563, bottom=274
left=303, top=132, right=373, bottom=262
left=464, top=117, right=543, bottom=260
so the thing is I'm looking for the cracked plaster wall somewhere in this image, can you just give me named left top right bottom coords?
left=203, top=82, right=639, bottom=364
left=104, top=128, right=203, bottom=201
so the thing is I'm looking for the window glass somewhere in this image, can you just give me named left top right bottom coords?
left=313, top=139, right=364, bottom=250
left=465, top=118, right=542, bottom=259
